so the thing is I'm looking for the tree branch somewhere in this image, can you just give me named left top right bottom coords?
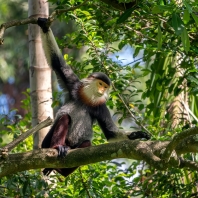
left=0, top=18, right=38, bottom=44
left=0, top=0, right=138, bottom=43
left=1, top=117, right=53, bottom=152
left=0, top=140, right=156, bottom=178
left=49, top=0, right=89, bottom=23
left=0, top=0, right=89, bottom=43
left=180, top=158, right=198, bottom=170
left=1, top=134, right=198, bottom=178
left=0, top=117, right=53, bottom=159
left=162, top=127, right=198, bottom=161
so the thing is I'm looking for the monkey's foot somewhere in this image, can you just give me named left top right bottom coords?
left=55, top=145, right=70, bottom=158
left=127, top=131, right=150, bottom=140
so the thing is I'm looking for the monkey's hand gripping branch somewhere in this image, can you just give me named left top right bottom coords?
left=127, top=131, right=150, bottom=140
left=107, top=129, right=151, bottom=144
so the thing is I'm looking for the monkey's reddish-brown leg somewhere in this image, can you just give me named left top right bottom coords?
left=56, top=140, right=91, bottom=177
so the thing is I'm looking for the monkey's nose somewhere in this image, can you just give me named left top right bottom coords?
left=98, top=88, right=105, bottom=94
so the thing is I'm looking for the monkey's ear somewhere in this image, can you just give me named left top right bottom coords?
left=37, top=18, right=50, bottom=33
left=127, top=131, right=150, bottom=140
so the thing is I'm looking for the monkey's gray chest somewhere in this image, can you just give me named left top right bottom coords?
left=56, top=101, right=93, bottom=147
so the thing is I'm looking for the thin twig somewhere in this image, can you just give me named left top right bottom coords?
left=162, top=127, right=198, bottom=162
left=0, top=18, right=38, bottom=44
left=49, top=0, right=89, bottom=22
left=0, top=0, right=89, bottom=44
left=111, top=83, right=151, bottom=134
left=1, top=117, right=53, bottom=151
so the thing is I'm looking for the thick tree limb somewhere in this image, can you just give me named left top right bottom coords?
left=1, top=134, right=198, bottom=178
left=1, top=122, right=198, bottom=178
left=0, top=140, right=163, bottom=178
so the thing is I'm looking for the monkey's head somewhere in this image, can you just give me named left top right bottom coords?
left=79, top=72, right=111, bottom=107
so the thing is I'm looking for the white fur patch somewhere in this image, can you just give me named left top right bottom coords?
left=81, top=79, right=109, bottom=106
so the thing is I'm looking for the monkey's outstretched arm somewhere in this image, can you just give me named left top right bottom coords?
left=37, top=18, right=80, bottom=94
left=97, top=105, right=150, bottom=141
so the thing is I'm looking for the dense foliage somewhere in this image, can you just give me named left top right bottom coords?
left=1, top=0, right=198, bottom=197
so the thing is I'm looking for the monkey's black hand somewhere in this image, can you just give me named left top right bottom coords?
left=37, top=18, right=50, bottom=33
left=57, top=145, right=70, bottom=158
left=127, top=131, right=150, bottom=140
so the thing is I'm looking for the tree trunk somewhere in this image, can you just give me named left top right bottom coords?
left=28, top=0, right=53, bottom=149
left=168, top=54, right=189, bottom=128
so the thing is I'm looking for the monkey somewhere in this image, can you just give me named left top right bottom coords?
left=37, top=18, right=150, bottom=177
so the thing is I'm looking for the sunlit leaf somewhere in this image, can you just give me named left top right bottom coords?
left=152, top=5, right=174, bottom=14
left=183, top=10, right=190, bottom=24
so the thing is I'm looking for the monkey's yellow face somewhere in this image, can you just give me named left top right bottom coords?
left=97, top=80, right=109, bottom=95
left=80, top=78, right=110, bottom=106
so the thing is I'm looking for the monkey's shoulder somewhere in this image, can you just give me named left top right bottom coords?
left=55, top=101, right=91, bottom=119
left=55, top=100, right=106, bottom=120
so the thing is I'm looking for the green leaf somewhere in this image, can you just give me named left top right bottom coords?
left=156, top=82, right=162, bottom=91
left=157, top=25, right=162, bottom=50
left=118, top=40, right=127, bottom=50
left=174, top=87, right=182, bottom=96
left=191, top=46, right=198, bottom=54
left=168, top=84, right=174, bottom=93
left=183, top=10, right=190, bottom=24
left=187, top=75, right=198, bottom=84
left=183, top=0, right=192, bottom=13
left=116, top=7, right=135, bottom=24
left=191, top=13, right=198, bottom=26
left=138, top=104, right=145, bottom=111
left=133, top=46, right=141, bottom=58
left=141, top=68, right=151, bottom=76
left=152, top=6, right=162, bottom=14
left=181, top=27, right=190, bottom=53
left=151, top=5, right=173, bottom=14
left=171, top=13, right=185, bottom=35
left=191, top=87, right=198, bottom=94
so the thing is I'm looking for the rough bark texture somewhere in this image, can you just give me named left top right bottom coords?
left=28, top=0, right=53, bottom=149
left=1, top=136, right=198, bottom=178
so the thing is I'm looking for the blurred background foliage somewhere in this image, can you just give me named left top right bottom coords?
left=1, top=0, right=198, bottom=197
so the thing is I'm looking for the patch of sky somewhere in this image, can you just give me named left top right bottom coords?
left=109, top=45, right=144, bottom=67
